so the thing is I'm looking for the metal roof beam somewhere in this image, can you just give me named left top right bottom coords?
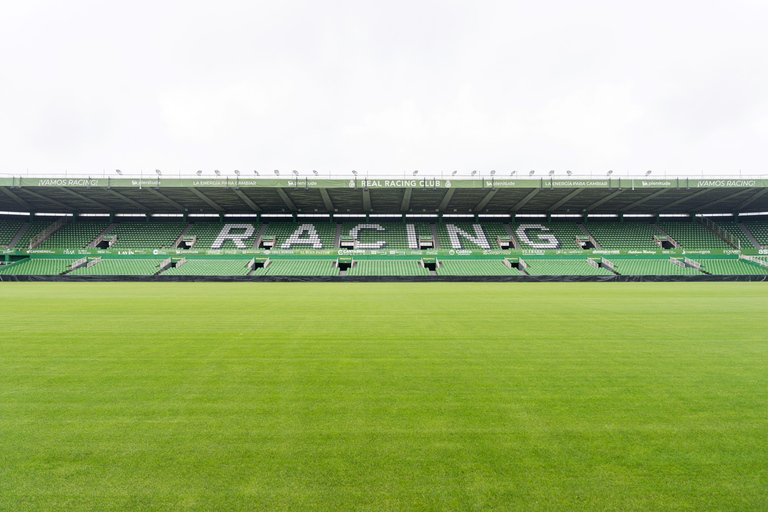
left=510, top=189, right=539, bottom=212
left=319, top=188, right=334, bottom=211
left=400, top=188, right=412, bottom=212
left=547, top=188, right=585, bottom=212
left=146, top=188, right=186, bottom=212
left=694, top=189, right=753, bottom=211
left=188, top=188, right=224, bottom=212
left=275, top=188, right=297, bottom=211
left=107, top=189, right=152, bottom=211
left=18, top=189, right=75, bottom=211
left=61, top=188, right=113, bottom=210
left=233, top=189, right=261, bottom=212
left=737, top=188, right=768, bottom=210
left=585, top=189, right=624, bottom=212
left=1, top=187, right=33, bottom=210
left=437, top=188, right=455, bottom=212
left=620, top=189, right=669, bottom=212
left=657, top=188, right=713, bottom=212
left=473, top=189, right=497, bottom=212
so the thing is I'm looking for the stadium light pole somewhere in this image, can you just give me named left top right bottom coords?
left=274, top=170, right=279, bottom=176
left=214, top=170, right=220, bottom=176
left=196, top=170, right=202, bottom=176
left=254, top=170, right=259, bottom=176
left=116, top=169, right=122, bottom=175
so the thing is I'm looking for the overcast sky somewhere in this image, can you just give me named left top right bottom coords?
left=2, top=1, right=767, bottom=177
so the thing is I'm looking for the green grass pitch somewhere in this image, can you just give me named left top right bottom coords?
left=1, top=282, right=767, bottom=511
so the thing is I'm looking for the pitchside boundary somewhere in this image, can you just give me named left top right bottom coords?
left=2, top=274, right=767, bottom=282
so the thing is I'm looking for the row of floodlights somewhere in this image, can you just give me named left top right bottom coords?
left=113, top=169, right=656, bottom=177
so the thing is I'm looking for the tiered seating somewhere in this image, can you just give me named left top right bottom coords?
left=510, top=221, right=585, bottom=250
left=656, top=220, right=730, bottom=250
left=161, top=259, right=252, bottom=276
left=697, top=259, right=768, bottom=275
left=184, top=221, right=262, bottom=249
left=340, top=222, right=432, bottom=250
left=346, top=260, right=431, bottom=276
left=700, top=219, right=752, bottom=249
left=585, top=220, right=660, bottom=250
left=0, top=259, right=75, bottom=275
left=524, top=259, right=613, bottom=275
left=69, top=259, right=165, bottom=275
left=111, top=221, right=187, bottom=250
left=613, top=259, right=701, bottom=275
left=741, top=219, right=768, bottom=247
left=261, top=221, right=336, bottom=249
left=436, top=260, right=523, bottom=276
left=252, top=260, right=339, bottom=276
left=436, top=222, right=496, bottom=250
left=481, top=222, right=513, bottom=248
left=0, top=218, right=26, bottom=247
left=38, top=220, right=110, bottom=250
left=13, top=219, right=55, bottom=249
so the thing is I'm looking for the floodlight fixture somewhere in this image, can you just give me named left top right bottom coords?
left=566, top=170, right=572, bottom=176
left=510, top=170, right=516, bottom=176
left=115, top=169, right=122, bottom=175
left=490, top=170, right=496, bottom=175
left=549, top=170, right=555, bottom=176
left=646, top=170, right=652, bottom=176
left=274, top=170, right=279, bottom=176
left=451, top=170, right=458, bottom=176
left=471, top=170, right=477, bottom=176
left=413, top=170, right=418, bottom=176
left=529, top=170, right=535, bottom=176
left=155, top=169, right=162, bottom=176
left=254, top=170, right=259, bottom=176
left=196, top=170, right=202, bottom=176
left=352, top=170, right=358, bottom=176
left=607, top=170, right=613, bottom=176
left=312, top=170, right=318, bottom=176
left=214, top=170, right=221, bottom=176
left=292, top=170, right=298, bottom=176
left=234, top=170, right=240, bottom=175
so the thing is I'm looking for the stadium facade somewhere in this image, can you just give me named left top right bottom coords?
left=1, top=175, right=768, bottom=280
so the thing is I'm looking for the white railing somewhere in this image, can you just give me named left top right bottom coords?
left=670, top=258, right=686, bottom=268
left=740, top=255, right=768, bottom=268
left=683, top=257, right=702, bottom=269
left=697, top=216, right=741, bottom=250
left=71, top=257, right=88, bottom=270
left=29, top=217, right=68, bottom=249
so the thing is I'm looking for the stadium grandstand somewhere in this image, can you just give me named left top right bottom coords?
left=2, top=173, right=768, bottom=279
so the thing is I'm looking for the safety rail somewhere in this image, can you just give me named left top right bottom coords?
left=697, top=216, right=741, bottom=250
left=29, top=217, right=68, bottom=249
left=740, top=254, right=768, bottom=268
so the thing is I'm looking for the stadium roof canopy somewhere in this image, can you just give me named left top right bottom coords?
left=2, top=176, right=768, bottom=216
